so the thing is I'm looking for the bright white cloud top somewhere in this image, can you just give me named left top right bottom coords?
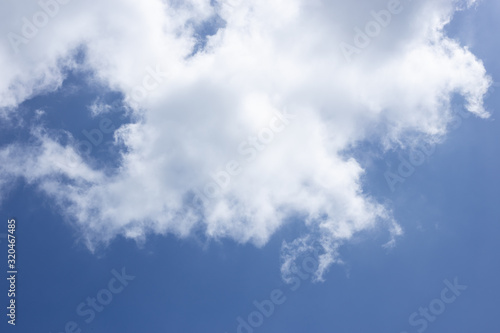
left=0, top=0, right=491, bottom=280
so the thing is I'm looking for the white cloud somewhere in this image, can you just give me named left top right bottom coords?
left=88, top=99, right=112, bottom=117
left=0, top=0, right=491, bottom=279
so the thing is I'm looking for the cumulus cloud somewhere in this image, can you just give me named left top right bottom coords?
left=0, top=0, right=491, bottom=279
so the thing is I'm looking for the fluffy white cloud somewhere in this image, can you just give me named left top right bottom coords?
left=0, top=0, right=491, bottom=279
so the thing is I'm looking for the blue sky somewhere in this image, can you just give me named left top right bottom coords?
left=1, top=0, right=499, bottom=332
